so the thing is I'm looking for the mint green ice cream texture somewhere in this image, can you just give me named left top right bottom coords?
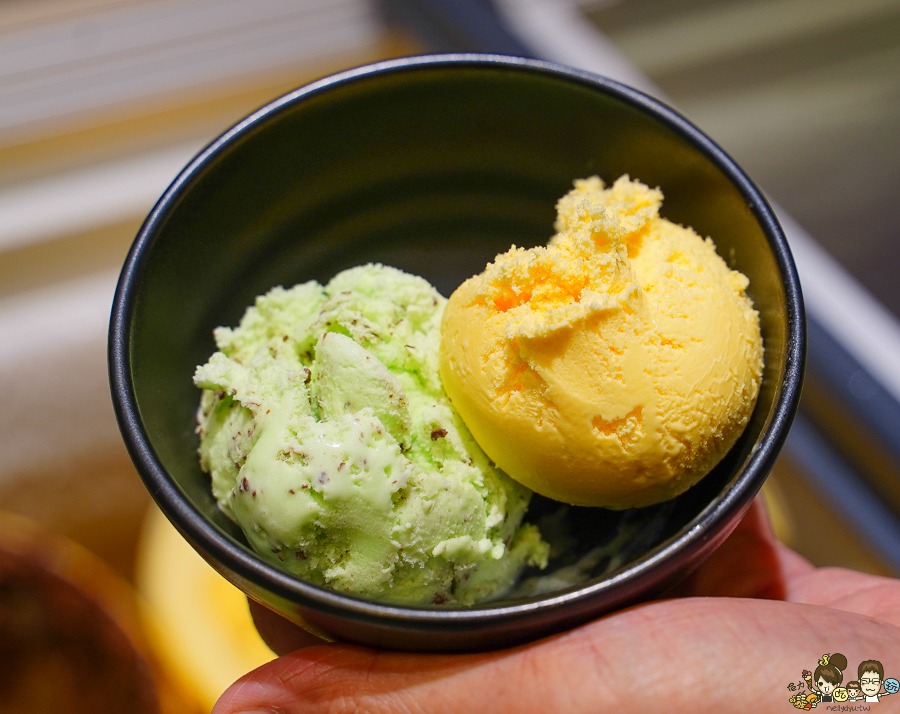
left=194, top=264, right=548, bottom=605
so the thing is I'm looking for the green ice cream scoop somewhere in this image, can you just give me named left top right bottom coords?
left=194, top=264, right=548, bottom=606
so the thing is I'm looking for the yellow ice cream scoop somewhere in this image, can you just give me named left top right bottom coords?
left=439, top=176, right=764, bottom=509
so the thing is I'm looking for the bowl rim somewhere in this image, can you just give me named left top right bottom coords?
left=109, top=52, right=805, bottom=629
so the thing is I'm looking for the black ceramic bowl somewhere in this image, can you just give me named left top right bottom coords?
left=110, top=54, right=804, bottom=653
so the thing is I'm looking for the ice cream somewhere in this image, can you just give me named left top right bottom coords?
left=194, top=264, right=548, bottom=606
left=439, top=176, right=764, bottom=509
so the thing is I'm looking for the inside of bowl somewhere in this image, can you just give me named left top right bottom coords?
left=127, top=61, right=789, bottom=603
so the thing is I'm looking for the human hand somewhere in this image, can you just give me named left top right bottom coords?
left=213, top=497, right=900, bottom=713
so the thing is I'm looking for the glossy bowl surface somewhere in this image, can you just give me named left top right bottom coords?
left=110, top=54, right=804, bottom=652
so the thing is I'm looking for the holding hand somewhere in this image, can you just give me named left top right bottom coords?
left=214, top=499, right=900, bottom=714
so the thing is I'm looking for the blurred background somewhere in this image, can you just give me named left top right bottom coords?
left=1, top=0, right=899, bottom=710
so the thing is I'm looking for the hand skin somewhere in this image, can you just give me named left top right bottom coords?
left=214, top=497, right=900, bottom=714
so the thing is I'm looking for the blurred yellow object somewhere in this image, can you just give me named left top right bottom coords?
left=136, top=505, right=276, bottom=712
left=760, top=479, right=793, bottom=546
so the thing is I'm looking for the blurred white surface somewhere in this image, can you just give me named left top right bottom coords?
left=0, top=270, right=119, bottom=482
left=0, top=143, right=199, bottom=253
left=494, top=0, right=656, bottom=94
left=778, top=212, right=900, bottom=404
left=0, top=0, right=379, bottom=142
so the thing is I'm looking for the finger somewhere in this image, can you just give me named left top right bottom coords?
left=785, top=565, right=900, bottom=628
left=671, top=496, right=813, bottom=600
left=701, top=498, right=900, bottom=626
left=214, top=596, right=900, bottom=714
left=247, top=599, right=329, bottom=656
